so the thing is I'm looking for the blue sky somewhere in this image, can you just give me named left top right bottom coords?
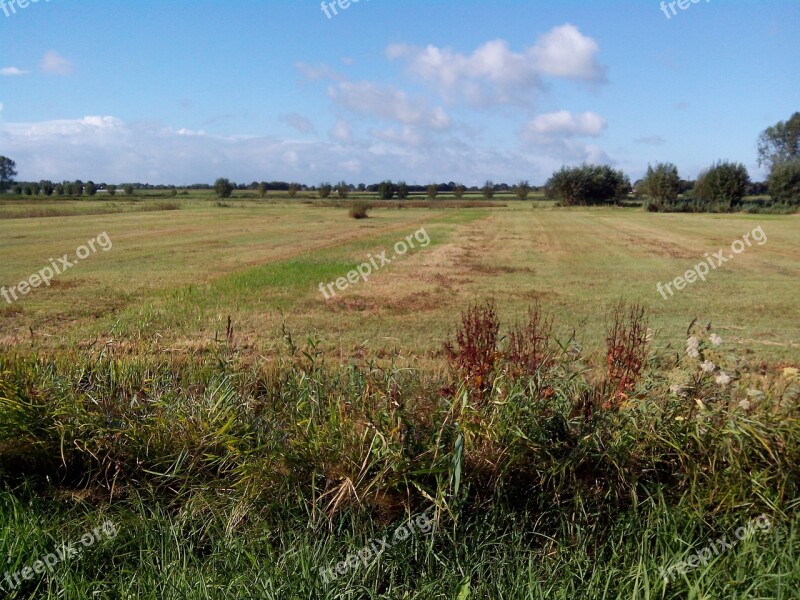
left=0, top=0, right=797, bottom=185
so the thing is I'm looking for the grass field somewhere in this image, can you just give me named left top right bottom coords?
left=1, top=197, right=797, bottom=363
left=1, top=197, right=799, bottom=599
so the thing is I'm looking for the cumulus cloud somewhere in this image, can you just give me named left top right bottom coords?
left=388, top=24, right=606, bottom=107
left=40, top=51, right=73, bottom=75
left=1, top=67, right=28, bottom=76
left=522, top=110, right=607, bottom=143
left=529, top=24, right=607, bottom=82
left=328, top=81, right=450, bottom=130
left=281, top=113, right=315, bottom=134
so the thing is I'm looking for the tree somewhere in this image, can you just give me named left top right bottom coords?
left=768, top=159, right=800, bottom=205
left=123, top=184, right=134, bottom=197
left=258, top=182, right=268, bottom=198
left=214, top=178, right=234, bottom=198
left=426, top=184, right=439, bottom=200
left=758, top=112, right=800, bottom=171
left=482, top=180, right=495, bottom=200
left=39, top=179, right=56, bottom=196
left=336, top=181, right=350, bottom=199
left=396, top=181, right=409, bottom=199
left=693, top=161, right=750, bottom=208
left=288, top=183, right=300, bottom=198
left=453, top=184, right=466, bottom=199
left=318, top=182, right=332, bottom=199
left=640, top=162, right=680, bottom=209
left=378, top=180, right=395, bottom=200
left=514, top=180, right=531, bottom=201
left=0, top=156, right=17, bottom=192
left=85, top=181, right=97, bottom=196
left=55, top=183, right=65, bottom=196
left=545, top=164, right=631, bottom=206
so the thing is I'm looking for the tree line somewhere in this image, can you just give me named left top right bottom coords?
left=2, top=113, right=798, bottom=210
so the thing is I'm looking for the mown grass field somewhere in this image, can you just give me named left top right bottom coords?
left=1, top=197, right=797, bottom=363
left=1, top=197, right=799, bottom=599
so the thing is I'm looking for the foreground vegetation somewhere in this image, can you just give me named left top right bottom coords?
left=0, top=303, right=798, bottom=598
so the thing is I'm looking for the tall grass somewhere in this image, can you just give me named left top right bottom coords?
left=0, top=304, right=798, bottom=597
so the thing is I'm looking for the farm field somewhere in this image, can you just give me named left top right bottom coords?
left=1, top=199, right=797, bottom=364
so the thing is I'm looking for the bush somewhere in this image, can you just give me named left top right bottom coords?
left=640, top=163, right=680, bottom=210
left=349, top=201, right=370, bottom=219
left=318, top=183, right=332, bottom=199
left=214, top=178, right=234, bottom=199
left=692, top=161, right=750, bottom=209
left=378, top=180, right=395, bottom=200
left=768, top=159, right=800, bottom=205
left=546, top=164, right=631, bottom=206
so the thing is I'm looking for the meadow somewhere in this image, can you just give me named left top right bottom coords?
left=0, top=196, right=798, bottom=599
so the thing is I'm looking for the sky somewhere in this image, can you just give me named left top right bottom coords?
left=0, top=0, right=798, bottom=186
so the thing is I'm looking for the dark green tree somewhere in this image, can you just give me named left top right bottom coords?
left=318, top=183, right=332, bottom=199
left=378, top=180, right=395, bottom=200
left=693, top=161, right=750, bottom=208
left=768, top=159, right=800, bottom=205
left=396, top=181, right=409, bottom=199
left=0, top=156, right=17, bottom=192
left=214, top=178, right=234, bottom=198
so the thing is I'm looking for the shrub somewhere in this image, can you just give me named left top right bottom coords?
left=318, top=183, right=332, bottom=199
left=214, top=178, right=234, bottom=199
left=693, top=161, right=750, bottom=209
left=546, top=164, right=631, bottom=206
left=640, top=163, right=680, bottom=210
left=378, top=180, right=395, bottom=200
left=349, top=201, right=370, bottom=219
left=768, top=159, right=800, bottom=205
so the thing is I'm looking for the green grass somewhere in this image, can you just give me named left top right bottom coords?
left=0, top=201, right=797, bottom=362
left=0, top=198, right=798, bottom=597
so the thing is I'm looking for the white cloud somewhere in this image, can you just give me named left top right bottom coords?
left=40, top=51, right=73, bottom=75
left=1, top=67, right=28, bottom=76
left=281, top=113, right=315, bottom=134
left=328, top=81, right=450, bottom=130
left=388, top=39, right=544, bottom=107
left=529, top=24, right=607, bottom=82
left=388, top=25, right=606, bottom=108
left=329, top=119, right=353, bottom=144
left=522, top=110, right=607, bottom=143
left=0, top=114, right=614, bottom=186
